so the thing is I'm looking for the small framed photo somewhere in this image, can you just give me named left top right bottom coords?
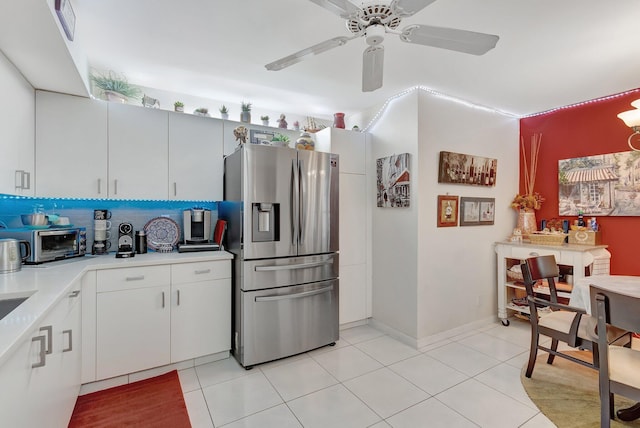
left=460, top=197, right=495, bottom=226
left=250, top=130, right=274, bottom=144
left=55, top=0, right=76, bottom=41
left=437, top=195, right=459, bottom=227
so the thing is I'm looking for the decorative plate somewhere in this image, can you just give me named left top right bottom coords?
left=144, top=217, right=180, bottom=250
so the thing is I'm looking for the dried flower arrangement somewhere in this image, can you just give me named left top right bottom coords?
left=511, top=133, right=544, bottom=211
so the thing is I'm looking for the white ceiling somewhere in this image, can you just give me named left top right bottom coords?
left=18, top=1, right=640, bottom=118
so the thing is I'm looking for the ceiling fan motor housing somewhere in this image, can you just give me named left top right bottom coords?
left=366, top=24, right=386, bottom=45
left=347, top=3, right=402, bottom=35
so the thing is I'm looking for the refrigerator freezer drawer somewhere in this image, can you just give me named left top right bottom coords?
left=241, top=253, right=338, bottom=291
left=236, top=279, right=339, bottom=368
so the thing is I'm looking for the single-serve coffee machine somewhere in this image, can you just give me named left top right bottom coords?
left=178, top=208, right=217, bottom=252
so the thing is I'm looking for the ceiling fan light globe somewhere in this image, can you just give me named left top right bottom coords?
left=617, top=109, right=640, bottom=128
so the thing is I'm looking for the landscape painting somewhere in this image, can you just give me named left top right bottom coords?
left=558, top=150, right=640, bottom=216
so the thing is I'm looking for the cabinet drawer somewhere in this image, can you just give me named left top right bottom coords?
left=510, top=247, right=560, bottom=261
left=97, top=265, right=171, bottom=292
left=171, top=261, right=230, bottom=284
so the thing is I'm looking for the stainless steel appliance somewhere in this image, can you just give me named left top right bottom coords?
left=178, top=208, right=218, bottom=252
left=0, top=227, right=86, bottom=264
left=220, top=144, right=339, bottom=368
left=0, top=238, right=31, bottom=273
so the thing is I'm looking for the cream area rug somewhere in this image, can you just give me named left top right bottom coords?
left=521, top=351, right=640, bottom=427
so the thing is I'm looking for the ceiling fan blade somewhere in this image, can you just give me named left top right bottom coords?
left=265, top=36, right=356, bottom=71
left=362, top=45, right=384, bottom=92
left=390, top=0, right=437, bottom=17
left=307, top=0, right=360, bottom=19
left=400, top=24, right=499, bottom=55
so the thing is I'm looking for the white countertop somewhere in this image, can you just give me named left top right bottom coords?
left=0, top=251, right=233, bottom=365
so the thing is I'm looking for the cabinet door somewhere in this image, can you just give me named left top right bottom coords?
left=0, top=53, right=34, bottom=195
left=96, top=285, right=171, bottom=379
left=0, top=286, right=81, bottom=427
left=171, top=278, right=231, bottom=362
left=108, top=103, right=168, bottom=199
left=168, top=112, right=224, bottom=200
left=36, top=91, right=109, bottom=197
left=315, top=128, right=366, bottom=174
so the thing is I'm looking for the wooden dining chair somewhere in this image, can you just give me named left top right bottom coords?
left=521, top=255, right=599, bottom=378
left=591, top=285, right=639, bottom=428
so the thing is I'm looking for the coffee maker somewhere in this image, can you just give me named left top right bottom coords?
left=178, top=208, right=217, bottom=252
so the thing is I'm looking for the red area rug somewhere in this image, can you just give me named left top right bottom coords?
left=69, top=370, right=191, bottom=428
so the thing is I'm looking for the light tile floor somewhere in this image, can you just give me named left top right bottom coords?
left=178, top=319, right=560, bottom=428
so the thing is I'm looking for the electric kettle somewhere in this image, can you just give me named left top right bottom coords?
left=0, top=238, right=31, bottom=273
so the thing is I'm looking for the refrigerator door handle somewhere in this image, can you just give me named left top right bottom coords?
left=298, top=159, right=305, bottom=244
left=255, top=285, right=334, bottom=302
left=291, top=159, right=299, bottom=246
left=254, top=260, right=333, bottom=272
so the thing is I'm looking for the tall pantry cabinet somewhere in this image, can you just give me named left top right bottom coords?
left=316, top=128, right=371, bottom=325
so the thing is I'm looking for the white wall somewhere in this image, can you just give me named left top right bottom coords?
left=416, top=92, right=519, bottom=341
left=369, top=91, right=421, bottom=338
left=367, top=89, right=519, bottom=345
left=0, top=50, right=35, bottom=193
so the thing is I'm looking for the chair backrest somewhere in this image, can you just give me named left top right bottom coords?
left=590, top=285, right=640, bottom=333
left=522, top=255, right=560, bottom=303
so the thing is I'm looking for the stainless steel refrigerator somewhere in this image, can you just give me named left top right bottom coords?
left=220, top=144, right=339, bottom=368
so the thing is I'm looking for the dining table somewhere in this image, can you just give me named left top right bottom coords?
left=569, top=274, right=640, bottom=422
left=569, top=274, right=640, bottom=314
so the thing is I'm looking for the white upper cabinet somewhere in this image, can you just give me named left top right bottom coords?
left=1, top=55, right=34, bottom=196
left=168, top=112, right=224, bottom=201
left=107, top=103, right=169, bottom=200
left=315, top=128, right=366, bottom=174
left=35, top=91, right=108, bottom=198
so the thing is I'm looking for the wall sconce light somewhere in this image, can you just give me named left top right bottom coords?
left=617, top=99, right=640, bottom=151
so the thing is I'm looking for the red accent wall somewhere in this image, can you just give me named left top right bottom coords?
left=520, top=89, right=640, bottom=275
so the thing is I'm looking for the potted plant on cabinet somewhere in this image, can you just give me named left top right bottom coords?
left=271, top=133, right=290, bottom=148
left=240, top=102, right=252, bottom=123
left=194, top=107, right=210, bottom=117
left=219, top=105, right=229, bottom=120
left=261, top=115, right=269, bottom=126
left=174, top=101, right=184, bottom=112
left=90, top=70, right=141, bottom=103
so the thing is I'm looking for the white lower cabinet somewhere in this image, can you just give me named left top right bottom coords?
left=0, top=280, right=82, bottom=427
left=170, top=261, right=231, bottom=362
left=94, top=260, right=231, bottom=381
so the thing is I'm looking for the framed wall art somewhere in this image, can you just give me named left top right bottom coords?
left=437, top=195, right=459, bottom=227
left=559, top=149, right=640, bottom=216
left=438, top=151, right=497, bottom=187
left=250, top=129, right=274, bottom=145
left=460, top=197, right=495, bottom=226
left=376, top=153, right=411, bottom=207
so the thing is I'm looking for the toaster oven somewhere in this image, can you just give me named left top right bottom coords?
left=0, top=227, right=86, bottom=264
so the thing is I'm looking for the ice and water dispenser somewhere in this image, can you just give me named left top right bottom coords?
left=252, top=203, right=279, bottom=242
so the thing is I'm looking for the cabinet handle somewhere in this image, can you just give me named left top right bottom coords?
left=15, top=170, right=23, bottom=189
left=194, top=269, right=211, bottom=275
left=40, top=325, right=52, bottom=355
left=177, top=289, right=181, bottom=306
left=114, top=179, right=118, bottom=195
left=23, top=171, right=31, bottom=190
left=173, top=182, right=177, bottom=196
left=162, top=291, right=165, bottom=308
left=32, top=335, right=46, bottom=368
left=62, top=329, right=73, bottom=352
left=98, top=178, right=102, bottom=194
left=125, top=275, right=145, bottom=281
left=69, top=290, right=80, bottom=298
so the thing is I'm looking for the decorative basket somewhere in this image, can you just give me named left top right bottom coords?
left=528, top=233, right=567, bottom=246
left=507, top=270, right=524, bottom=282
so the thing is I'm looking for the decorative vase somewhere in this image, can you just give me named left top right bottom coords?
left=262, top=120, right=269, bottom=126
left=174, top=106, right=184, bottom=113
left=333, top=112, right=345, bottom=129
left=104, top=91, right=126, bottom=103
left=221, top=112, right=229, bottom=120
left=517, top=209, right=538, bottom=236
left=240, top=111, right=251, bottom=123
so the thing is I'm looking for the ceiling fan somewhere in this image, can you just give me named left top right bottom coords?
left=265, top=0, right=499, bottom=92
